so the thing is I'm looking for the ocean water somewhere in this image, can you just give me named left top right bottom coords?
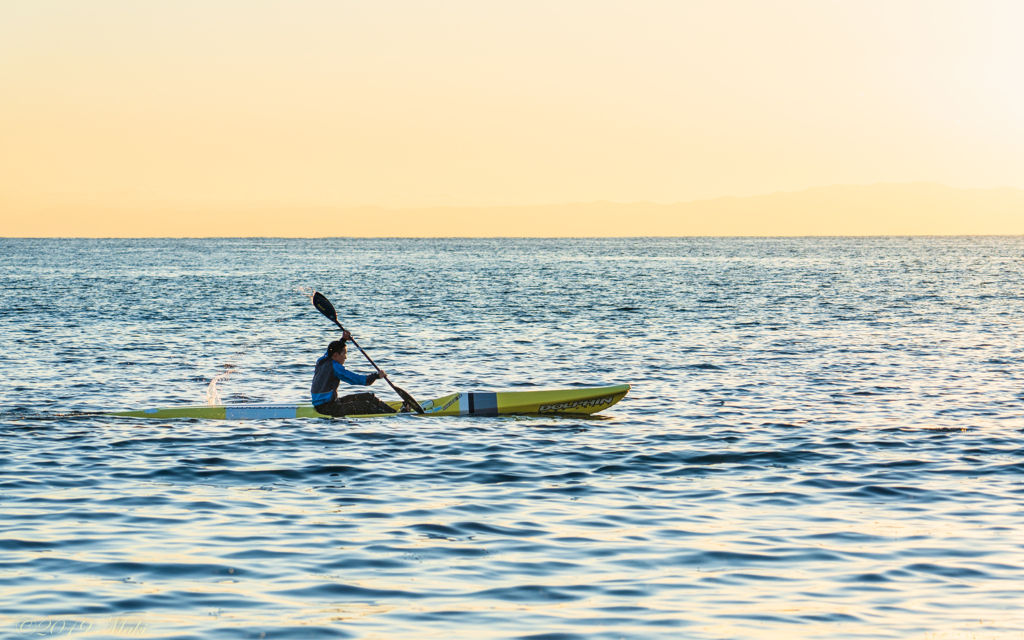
left=1, top=237, right=1022, bottom=640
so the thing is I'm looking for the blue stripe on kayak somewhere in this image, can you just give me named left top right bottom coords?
left=225, top=405, right=297, bottom=420
left=471, top=393, right=497, bottom=416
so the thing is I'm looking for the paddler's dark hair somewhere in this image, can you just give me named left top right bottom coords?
left=327, top=340, right=347, bottom=356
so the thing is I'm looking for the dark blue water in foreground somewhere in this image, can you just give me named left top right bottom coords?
left=2, top=238, right=1023, bottom=639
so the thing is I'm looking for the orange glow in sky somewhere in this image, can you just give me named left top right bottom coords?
left=2, top=1, right=1023, bottom=235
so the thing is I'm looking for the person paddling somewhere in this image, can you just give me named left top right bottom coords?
left=311, top=334, right=397, bottom=416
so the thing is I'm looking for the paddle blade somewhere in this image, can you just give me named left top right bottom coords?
left=393, top=385, right=425, bottom=414
left=312, top=291, right=338, bottom=322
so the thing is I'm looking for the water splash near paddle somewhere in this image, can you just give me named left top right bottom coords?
left=205, top=364, right=236, bottom=405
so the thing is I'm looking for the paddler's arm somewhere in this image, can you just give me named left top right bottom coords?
left=333, top=362, right=374, bottom=386
left=365, top=370, right=388, bottom=386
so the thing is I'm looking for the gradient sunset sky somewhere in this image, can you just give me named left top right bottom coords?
left=2, top=1, right=1023, bottom=229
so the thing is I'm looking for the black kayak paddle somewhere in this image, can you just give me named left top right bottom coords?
left=312, top=291, right=425, bottom=414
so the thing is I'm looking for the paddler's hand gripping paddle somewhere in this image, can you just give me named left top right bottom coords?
left=312, top=291, right=425, bottom=414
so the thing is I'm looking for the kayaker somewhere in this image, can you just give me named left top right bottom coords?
left=311, top=335, right=397, bottom=416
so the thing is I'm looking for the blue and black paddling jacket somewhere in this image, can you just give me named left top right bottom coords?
left=311, top=351, right=380, bottom=406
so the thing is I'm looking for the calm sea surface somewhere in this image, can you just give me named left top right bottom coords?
left=2, top=237, right=1023, bottom=639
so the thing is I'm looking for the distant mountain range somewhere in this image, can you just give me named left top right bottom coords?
left=4, top=182, right=1024, bottom=237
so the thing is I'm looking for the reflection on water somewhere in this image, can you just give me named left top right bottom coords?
left=1, top=237, right=1022, bottom=639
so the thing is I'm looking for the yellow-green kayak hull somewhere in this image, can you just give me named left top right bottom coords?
left=107, top=384, right=630, bottom=420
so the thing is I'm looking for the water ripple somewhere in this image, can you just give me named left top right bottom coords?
left=1, top=238, right=1023, bottom=638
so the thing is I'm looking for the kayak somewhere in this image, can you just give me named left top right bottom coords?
left=107, top=384, right=630, bottom=420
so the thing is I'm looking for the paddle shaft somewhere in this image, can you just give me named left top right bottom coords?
left=327, top=318, right=411, bottom=403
